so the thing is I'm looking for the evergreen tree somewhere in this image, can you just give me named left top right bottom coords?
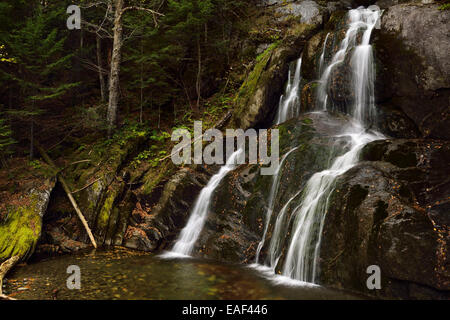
left=0, top=2, right=79, bottom=157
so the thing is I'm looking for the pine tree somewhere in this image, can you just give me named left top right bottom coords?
left=0, top=2, right=79, bottom=158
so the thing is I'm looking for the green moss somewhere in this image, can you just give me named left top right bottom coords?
left=438, top=3, right=450, bottom=10
left=141, top=160, right=174, bottom=195
left=0, top=197, right=42, bottom=262
left=96, top=190, right=117, bottom=233
left=233, top=42, right=279, bottom=121
left=302, top=117, right=313, bottom=125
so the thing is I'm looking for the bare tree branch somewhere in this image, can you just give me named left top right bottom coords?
left=79, top=1, right=110, bottom=9
left=82, top=20, right=113, bottom=38
left=120, top=6, right=164, bottom=26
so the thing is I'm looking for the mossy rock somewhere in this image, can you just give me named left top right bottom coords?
left=232, top=20, right=321, bottom=130
left=0, top=181, right=54, bottom=262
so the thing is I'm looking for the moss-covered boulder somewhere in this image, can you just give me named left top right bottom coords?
left=0, top=177, right=55, bottom=262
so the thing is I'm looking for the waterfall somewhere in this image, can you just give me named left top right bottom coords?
left=163, top=149, right=243, bottom=258
left=255, top=147, right=299, bottom=263
left=275, top=57, right=302, bottom=124
left=256, top=7, right=384, bottom=283
left=318, top=32, right=330, bottom=77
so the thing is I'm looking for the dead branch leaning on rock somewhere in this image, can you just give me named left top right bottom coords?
left=35, top=141, right=97, bottom=249
left=0, top=255, right=20, bottom=297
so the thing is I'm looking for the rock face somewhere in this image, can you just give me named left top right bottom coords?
left=233, top=24, right=321, bottom=129
left=373, top=3, right=450, bottom=140
left=177, top=116, right=449, bottom=299
left=319, top=139, right=450, bottom=299
left=232, top=1, right=325, bottom=130
left=187, top=113, right=354, bottom=263
left=275, top=0, right=324, bottom=25
left=123, top=167, right=211, bottom=251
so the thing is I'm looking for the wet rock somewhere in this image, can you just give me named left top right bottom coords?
left=301, top=31, right=325, bottom=80
left=44, top=228, right=89, bottom=253
left=233, top=23, right=320, bottom=130
left=123, top=167, right=211, bottom=252
left=319, top=139, right=450, bottom=299
left=375, top=104, right=420, bottom=138
left=191, top=113, right=352, bottom=263
left=300, top=81, right=320, bottom=112
left=373, top=3, right=450, bottom=140
left=41, top=131, right=145, bottom=251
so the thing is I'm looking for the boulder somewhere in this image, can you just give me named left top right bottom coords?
left=319, top=139, right=450, bottom=299
left=233, top=22, right=320, bottom=130
left=373, top=3, right=450, bottom=140
left=0, top=177, right=55, bottom=262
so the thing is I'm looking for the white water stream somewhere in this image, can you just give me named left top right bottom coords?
left=275, top=57, right=303, bottom=124
left=163, top=149, right=243, bottom=257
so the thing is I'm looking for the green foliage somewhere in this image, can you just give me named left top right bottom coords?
left=27, top=159, right=42, bottom=170
left=0, top=1, right=79, bottom=131
left=438, top=3, right=450, bottom=10
left=132, top=129, right=171, bottom=168
left=0, top=113, right=15, bottom=155
left=121, top=0, right=247, bottom=117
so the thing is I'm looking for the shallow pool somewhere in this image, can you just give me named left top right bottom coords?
left=4, top=248, right=362, bottom=300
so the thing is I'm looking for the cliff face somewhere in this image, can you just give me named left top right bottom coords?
left=374, top=3, right=450, bottom=140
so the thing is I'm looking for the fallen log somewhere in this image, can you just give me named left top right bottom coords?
left=0, top=255, right=20, bottom=296
left=35, top=142, right=97, bottom=249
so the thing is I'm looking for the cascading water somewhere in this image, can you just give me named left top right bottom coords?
left=163, top=149, right=243, bottom=257
left=275, top=57, right=302, bottom=124
left=255, top=7, right=384, bottom=283
left=318, top=32, right=330, bottom=77
left=255, top=146, right=299, bottom=263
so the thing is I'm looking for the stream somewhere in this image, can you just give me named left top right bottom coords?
left=3, top=248, right=362, bottom=300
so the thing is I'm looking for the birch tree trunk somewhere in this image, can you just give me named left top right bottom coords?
left=107, top=0, right=124, bottom=136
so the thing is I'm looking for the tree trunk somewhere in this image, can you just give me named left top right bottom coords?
left=195, top=36, right=202, bottom=114
left=107, top=0, right=125, bottom=136
left=29, top=119, right=34, bottom=160
left=140, top=39, right=143, bottom=123
left=96, top=34, right=106, bottom=103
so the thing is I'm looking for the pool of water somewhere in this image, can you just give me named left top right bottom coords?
left=3, top=248, right=362, bottom=300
